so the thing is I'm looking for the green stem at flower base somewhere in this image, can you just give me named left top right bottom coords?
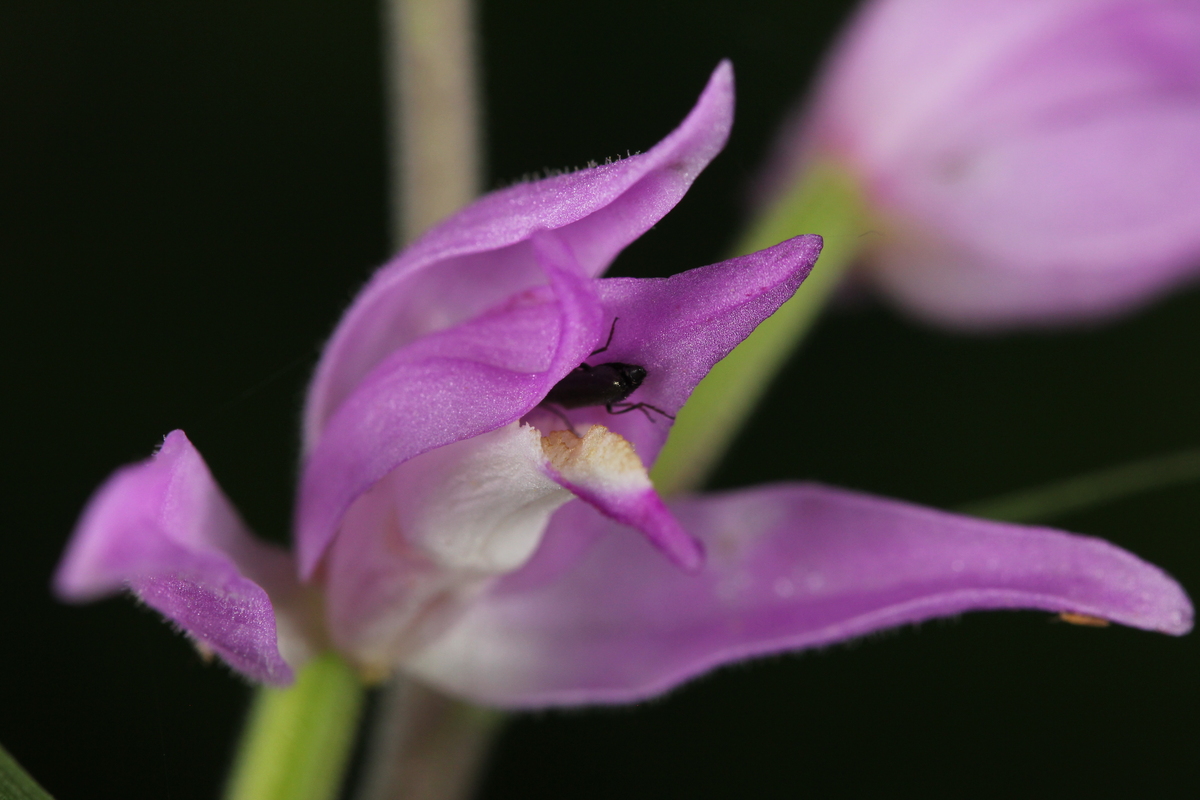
left=652, top=161, right=872, bottom=496
left=957, top=447, right=1200, bottom=524
left=224, top=653, right=366, bottom=800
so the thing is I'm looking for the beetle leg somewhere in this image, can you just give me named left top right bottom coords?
left=589, top=317, right=619, bottom=357
left=607, top=401, right=675, bottom=423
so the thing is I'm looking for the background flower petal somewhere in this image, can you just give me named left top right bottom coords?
left=406, top=483, right=1192, bottom=706
left=303, top=61, right=735, bottom=446
left=54, top=431, right=296, bottom=685
left=809, top=0, right=1101, bottom=170
left=873, top=103, right=1200, bottom=327
left=775, top=0, right=1200, bottom=327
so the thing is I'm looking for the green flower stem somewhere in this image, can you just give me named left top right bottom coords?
left=958, top=448, right=1200, bottom=524
left=224, top=652, right=366, bottom=800
left=1, top=743, right=55, bottom=800
left=652, top=161, right=871, bottom=496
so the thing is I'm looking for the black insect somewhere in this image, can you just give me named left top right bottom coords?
left=540, top=318, right=674, bottom=425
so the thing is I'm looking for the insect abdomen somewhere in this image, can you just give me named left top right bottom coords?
left=543, top=363, right=644, bottom=409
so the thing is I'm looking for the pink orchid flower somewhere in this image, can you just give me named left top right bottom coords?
left=55, top=64, right=1191, bottom=706
left=766, top=0, right=1200, bottom=329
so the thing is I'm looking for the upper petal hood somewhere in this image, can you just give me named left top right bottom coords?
left=303, top=61, right=735, bottom=445
left=302, top=229, right=821, bottom=576
left=297, top=236, right=606, bottom=577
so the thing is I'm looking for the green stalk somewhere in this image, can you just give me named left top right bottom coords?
left=958, top=448, right=1200, bottom=524
left=652, top=161, right=871, bottom=496
left=224, top=653, right=366, bottom=800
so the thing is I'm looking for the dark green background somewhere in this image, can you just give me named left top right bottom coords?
left=3, top=1, right=1197, bottom=797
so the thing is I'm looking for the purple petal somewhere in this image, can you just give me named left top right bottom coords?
left=561, top=234, right=822, bottom=464
left=871, top=102, right=1200, bottom=327
left=540, top=426, right=704, bottom=571
left=303, top=62, right=735, bottom=445
left=55, top=431, right=296, bottom=685
left=296, top=235, right=606, bottom=577
left=406, top=484, right=1192, bottom=706
left=806, top=1, right=1104, bottom=171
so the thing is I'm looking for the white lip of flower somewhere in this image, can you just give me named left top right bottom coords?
left=400, top=422, right=651, bottom=574
left=328, top=421, right=657, bottom=674
left=395, top=422, right=574, bottom=573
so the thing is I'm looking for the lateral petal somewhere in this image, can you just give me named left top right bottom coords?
left=406, top=483, right=1192, bottom=706
left=564, top=233, right=822, bottom=464
left=54, top=431, right=299, bottom=685
left=541, top=426, right=703, bottom=571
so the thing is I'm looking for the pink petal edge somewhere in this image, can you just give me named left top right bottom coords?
left=55, top=431, right=295, bottom=685
left=406, top=483, right=1192, bottom=706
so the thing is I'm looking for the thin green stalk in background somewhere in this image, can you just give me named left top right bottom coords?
left=653, top=161, right=872, bottom=496
left=958, top=448, right=1200, bottom=524
left=225, top=653, right=365, bottom=800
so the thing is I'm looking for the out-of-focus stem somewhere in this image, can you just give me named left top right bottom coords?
left=382, top=0, right=483, bottom=246
left=355, top=682, right=503, bottom=800
left=958, top=447, right=1200, bottom=523
left=652, top=161, right=871, bottom=496
left=356, top=3, right=498, bottom=800
left=224, top=653, right=365, bottom=800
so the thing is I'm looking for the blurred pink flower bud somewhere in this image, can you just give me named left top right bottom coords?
left=767, top=0, right=1200, bottom=329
